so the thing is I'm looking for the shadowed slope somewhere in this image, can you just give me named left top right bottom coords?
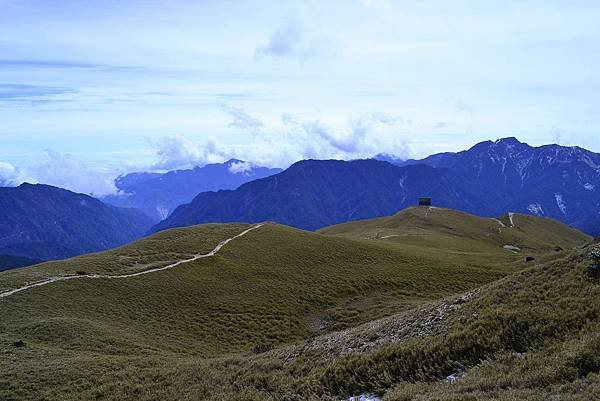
left=0, top=183, right=154, bottom=262
left=150, top=159, right=489, bottom=233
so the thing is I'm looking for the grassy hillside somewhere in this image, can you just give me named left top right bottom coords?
left=171, top=246, right=598, bottom=401
left=320, top=206, right=590, bottom=255
left=0, top=223, right=250, bottom=293
left=0, top=209, right=593, bottom=400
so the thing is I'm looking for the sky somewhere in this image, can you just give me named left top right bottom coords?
left=1, top=0, right=599, bottom=195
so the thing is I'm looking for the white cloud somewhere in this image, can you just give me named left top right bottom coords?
left=1, top=151, right=122, bottom=197
left=2, top=0, right=600, bottom=163
left=2, top=107, right=416, bottom=198
left=282, top=111, right=410, bottom=159
left=255, top=19, right=303, bottom=59
left=228, top=160, right=254, bottom=174
left=142, top=109, right=413, bottom=173
left=0, top=161, right=27, bottom=186
left=151, top=136, right=227, bottom=170
left=32, top=150, right=120, bottom=197
left=254, top=17, right=327, bottom=61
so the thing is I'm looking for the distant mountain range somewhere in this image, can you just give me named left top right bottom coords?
left=152, top=138, right=600, bottom=235
left=399, top=137, right=600, bottom=234
left=0, top=183, right=153, bottom=261
left=1, top=137, right=598, bottom=269
left=150, top=159, right=486, bottom=232
left=102, top=159, right=281, bottom=221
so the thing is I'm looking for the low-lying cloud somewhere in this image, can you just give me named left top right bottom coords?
left=283, top=111, right=410, bottom=160
left=0, top=161, right=26, bottom=186
left=0, top=150, right=120, bottom=197
left=33, top=150, right=119, bottom=197
left=228, top=160, right=254, bottom=174
left=142, top=108, right=412, bottom=174
left=1, top=108, right=414, bottom=198
left=151, top=136, right=227, bottom=171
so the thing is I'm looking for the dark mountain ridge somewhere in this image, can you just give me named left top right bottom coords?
left=0, top=183, right=153, bottom=261
left=152, top=138, right=600, bottom=235
left=402, top=137, right=600, bottom=232
left=103, top=159, right=282, bottom=221
left=151, top=159, right=488, bottom=232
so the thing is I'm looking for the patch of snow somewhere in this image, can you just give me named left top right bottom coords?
left=398, top=174, right=407, bottom=189
left=527, top=203, right=544, bottom=216
left=503, top=245, right=521, bottom=253
left=584, top=183, right=595, bottom=191
left=445, top=370, right=467, bottom=384
left=582, top=154, right=600, bottom=171
left=79, top=199, right=87, bottom=206
left=380, top=234, right=400, bottom=239
left=508, top=212, right=516, bottom=227
left=514, top=155, right=533, bottom=182
left=156, top=206, right=170, bottom=220
left=554, top=193, right=567, bottom=215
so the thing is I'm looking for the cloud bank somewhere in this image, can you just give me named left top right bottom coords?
left=0, top=161, right=26, bottom=186
left=0, top=151, right=119, bottom=197
left=1, top=107, right=413, bottom=198
left=150, top=136, right=227, bottom=171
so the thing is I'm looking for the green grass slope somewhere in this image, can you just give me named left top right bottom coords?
left=0, top=211, right=593, bottom=400
left=320, top=206, right=590, bottom=256
left=0, top=223, right=250, bottom=293
left=169, top=237, right=597, bottom=401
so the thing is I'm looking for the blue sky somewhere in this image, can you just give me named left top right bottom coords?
left=1, top=0, right=599, bottom=195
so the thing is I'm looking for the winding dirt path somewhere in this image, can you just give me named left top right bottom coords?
left=492, top=218, right=506, bottom=228
left=0, top=224, right=263, bottom=299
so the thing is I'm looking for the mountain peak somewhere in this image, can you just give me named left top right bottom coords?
left=17, top=182, right=61, bottom=191
left=494, top=137, right=522, bottom=145
left=104, top=160, right=282, bottom=221
left=466, top=137, right=529, bottom=154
